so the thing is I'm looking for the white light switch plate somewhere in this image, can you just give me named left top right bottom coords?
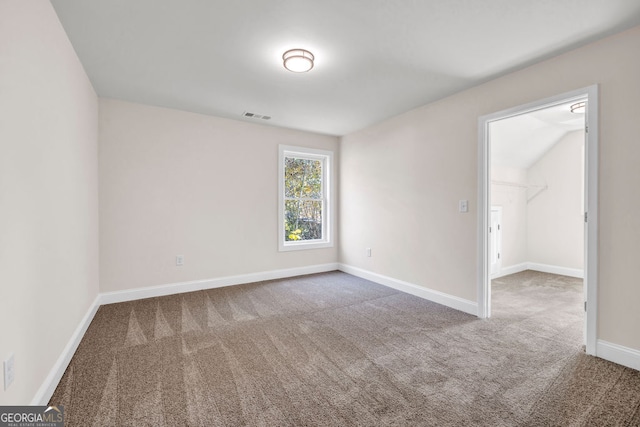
left=459, top=200, right=468, bottom=213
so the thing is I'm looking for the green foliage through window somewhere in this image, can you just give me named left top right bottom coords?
left=284, top=157, right=323, bottom=241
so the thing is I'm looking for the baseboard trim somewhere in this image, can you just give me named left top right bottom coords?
left=99, top=263, right=339, bottom=305
left=597, top=340, right=640, bottom=372
left=492, top=262, right=528, bottom=279
left=493, top=262, right=583, bottom=279
left=34, top=263, right=339, bottom=404
left=338, top=264, right=477, bottom=316
left=31, top=263, right=638, bottom=407
left=31, top=295, right=101, bottom=405
left=527, top=262, right=583, bottom=279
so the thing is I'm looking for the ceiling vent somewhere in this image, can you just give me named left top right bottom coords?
left=243, top=111, right=271, bottom=120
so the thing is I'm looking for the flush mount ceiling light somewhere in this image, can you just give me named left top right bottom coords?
left=282, top=49, right=314, bottom=73
left=570, top=101, right=586, bottom=113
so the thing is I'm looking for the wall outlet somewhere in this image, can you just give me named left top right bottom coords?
left=176, top=255, right=184, bottom=266
left=366, top=247, right=372, bottom=257
left=4, top=353, right=14, bottom=390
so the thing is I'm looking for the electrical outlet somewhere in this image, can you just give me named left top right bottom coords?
left=366, top=248, right=372, bottom=257
left=4, top=353, right=14, bottom=390
left=176, top=255, right=184, bottom=266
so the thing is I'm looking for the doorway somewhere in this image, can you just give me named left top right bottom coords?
left=477, top=86, right=599, bottom=355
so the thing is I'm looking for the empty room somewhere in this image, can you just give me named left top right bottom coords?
left=1, top=1, right=640, bottom=425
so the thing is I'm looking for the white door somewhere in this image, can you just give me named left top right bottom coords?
left=490, top=207, right=502, bottom=277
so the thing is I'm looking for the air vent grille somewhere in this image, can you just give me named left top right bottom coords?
left=243, top=111, right=271, bottom=120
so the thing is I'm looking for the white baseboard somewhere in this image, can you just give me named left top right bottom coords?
left=31, top=296, right=101, bottom=405
left=338, top=264, right=478, bottom=316
left=493, top=262, right=583, bottom=279
left=34, top=263, right=338, bottom=404
left=527, top=262, right=583, bottom=279
left=492, top=262, right=528, bottom=279
left=597, top=340, right=640, bottom=372
left=34, top=260, right=604, bottom=405
left=99, top=263, right=339, bottom=305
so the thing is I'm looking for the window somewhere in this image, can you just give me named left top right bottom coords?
left=278, top=145, right=332, bottom=251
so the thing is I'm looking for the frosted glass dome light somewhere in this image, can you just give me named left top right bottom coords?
left=283, top=49, right=314, bottom=73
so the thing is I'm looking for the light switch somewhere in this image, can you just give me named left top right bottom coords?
left=459, top=200, right=468, bottom=213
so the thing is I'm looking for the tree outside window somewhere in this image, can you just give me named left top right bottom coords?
left=279, top=146, right=332, bottom=251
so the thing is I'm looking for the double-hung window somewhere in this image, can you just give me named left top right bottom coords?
left=278, top=145, right=332, bottom=251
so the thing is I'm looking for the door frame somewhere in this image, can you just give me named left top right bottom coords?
left=477, top=85, right=599, bottom=356
left=490, top=206, right=503, bottom=279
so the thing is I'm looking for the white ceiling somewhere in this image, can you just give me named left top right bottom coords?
left=490, top=101, right=585, bottom=169
left=50, top=0, right=640, bottom=136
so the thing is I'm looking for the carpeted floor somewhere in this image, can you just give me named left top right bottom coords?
left=49, top=270, right=640, bottom=426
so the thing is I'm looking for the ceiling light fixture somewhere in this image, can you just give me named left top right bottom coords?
left=570, top=101, right=586, bottom=113
left=282, top=49, right=314, bottom=73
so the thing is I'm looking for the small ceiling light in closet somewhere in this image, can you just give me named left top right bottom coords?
left=570, top=101, right=586, bottom=113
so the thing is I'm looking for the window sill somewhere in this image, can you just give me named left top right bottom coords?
left=279, top=240, right=333, bottom=252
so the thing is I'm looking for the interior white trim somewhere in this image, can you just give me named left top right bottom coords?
left=278, top=145, right=334, bottom=252
left=493, top=262, right=583, bottom=279
left=527, top=263, right=583, bottom=279
left=584, top=85, right=599, bottom=356
left=492, top=262, right=528, bottom=279
left=31, top=296, right=101, bottom=405
left=478, top=85, right=598, bottom=356
left=34, top=260, right=632, bottom=407
left=100, top=263, right=339, bottom=305
left=597, top=340, right=640, bottom=372
left=338, top=264, right=478, bottom=316
left=477, top=111, right=491, bottom=318
left=489, top=206, right=503, bottom=277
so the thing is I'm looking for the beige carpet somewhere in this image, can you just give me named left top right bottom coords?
left=50, top=270, right=640, bottom=426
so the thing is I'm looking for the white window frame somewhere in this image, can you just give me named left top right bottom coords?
left=278, top=145, right=333, bottom=251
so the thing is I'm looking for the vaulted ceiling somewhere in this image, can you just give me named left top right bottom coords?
left=491, top=101, right=586, bottom=169
left=51, top=0, right=640, bottom=136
